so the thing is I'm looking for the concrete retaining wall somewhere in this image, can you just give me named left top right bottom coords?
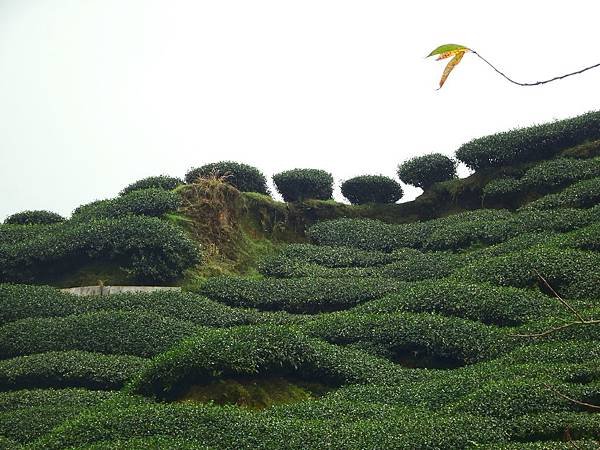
left=60, top=286, right=181, bottom=296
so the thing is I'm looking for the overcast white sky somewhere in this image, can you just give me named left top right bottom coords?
left=1, top=1, right=599, bottom=220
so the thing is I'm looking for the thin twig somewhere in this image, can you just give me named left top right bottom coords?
left=510, top=321, right=590, bottom=338
left=471, top=50, right=600, bottom=87
left=533, top=269, right=586, bottom=322
left=545, top=384, right=600, bottom=412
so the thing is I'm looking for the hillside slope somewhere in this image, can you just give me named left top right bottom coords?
left=0, top=112, right=599, bottom=448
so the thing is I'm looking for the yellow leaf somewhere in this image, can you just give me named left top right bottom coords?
left=438, top=50, right=466, bottom=89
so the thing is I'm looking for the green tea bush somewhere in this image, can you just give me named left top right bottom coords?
left=184, top=161, right=269, bottom=194
left=355, top=280, right=553, bottom=325
left=0, top=406, right=88, bottom=444
left=265, top=250, right=469, bottom=282
left=0, top=351, right=147, bottom=390
left=557, top=222, right=600, bottom=251
left=301, top=312, right=507, bottom=365
left=272, top=169, right=333, bottom=202
left=561, top=138, right=600, bottom=159
left=340, top=175, right=403, bottom=204
left=0, top=311, right=198, bottom=358
left=0, top=216, right=200, bottom=283
left=524, top=177, right=600, bottom=210
left=397, top=153, right=457, bottom=189
left=4, top=210, right=65, bottom=225
left=33, top=400, right=509, bottom=450
left=507, top=412, right=600, bottom=443
left=120, top=175, right=183, bottom=195
left=447, top=380, right=591, bottom=419
left=198, top=277, right=403, bottom=313
left=131, top=325, right=402, bottom=398
left=482, top=178, right=525, bottom=199
left=521, top=157, right=600, bottom=190
left=456, top=111, right=600, bottom=170
left=72, top=188, right=181, bottom=220
left=0, top=284, right=259, bottom=327
left=309, top=207, right=600, bottom=253
left=308, top=218, right=406, bottom=252
left=0, top=388, right=115, bottom=411
left=258, top=244, right=398, bottom=277
left=454, top=246, right=600, bottom=299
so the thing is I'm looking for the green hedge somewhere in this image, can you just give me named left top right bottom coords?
left=397, top=153, right=457, bottom=188
left=0, top=284, right=260, bottom=327
left=0, top=311, right=198, bottom=358
left=184, top=161, right=269, bottom=194
left=507, top=412, right=600, bottom=443
left=456, top=111, right=600, bottom=170
left=259, top=250, right=469, bottom=282
left=0, top=216, right=200, bottom=283
left=521, top=157, right=600, bottom=189
left=258, top=244, right=398, bottom=277
left=340, top=175, right=403, bottom=204
left=4, top=210, right=65, bottom=225
left=308, top=207, right=600, bottom=252
left=524, top=177, right=600, bottom=210
left=272, top=169, right=333, bottom=202
left=0, top=351, right=147, bottom=390
left=130, top=325, right=402, bottom=398
left=555, top=222, right=600, bottom=252
left=0, top=388, right=115, bottom=411
left=454, top=246, right=600, bottom=299
left=198, top=277, right=404, bottom=313
left=301, top=312, right=507, bottom=365
left=120, top=175, right=183, bottom=195
left=72, top=188, right=181, bottom=220
left=355, top=280, right=554, bottom=325
left=482, top=177, right=525, bottom=199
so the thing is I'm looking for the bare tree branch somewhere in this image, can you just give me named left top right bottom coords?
left=471, top=50, right=600, bottom=87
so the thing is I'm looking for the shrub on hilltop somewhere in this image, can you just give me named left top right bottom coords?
left=120, top=175, right=183, bottom=195
left=4, top=210, right=65, bottom=225
left=184, top=161, right=269, bottom=195
left=456, top=110, right=600, bottom=170
left=273, top=169, right=334, bottom=202
left=397, top=153, right=457, bottom=189
left=341, top=175, right=403, bottom=204
left=72, top=188, right=181, bottom=220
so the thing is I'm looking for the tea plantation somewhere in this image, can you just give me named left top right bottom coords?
left=1, top=112, right=599, bottom=448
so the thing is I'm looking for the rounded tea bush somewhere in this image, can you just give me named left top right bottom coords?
left=397, top=153, right=457, bottom=189
left=120, top=175, right=183, bottom=195
left=272, top=169, right=334, bottom=202
left=4, top=210, right=65, bottom=225
left=341, top=175, right=403, bottom=204
left=184, top=161, right=269, bottom=194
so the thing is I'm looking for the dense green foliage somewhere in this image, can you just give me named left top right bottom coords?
left=4, top=210, right=65, bottom=225
left=524, top=177, right=600, bottom=210
left=130, top=325, right=403, bottom=398
left=272, top=169, right=334, bottom=202
left=199, top=277, right=403, bottom=313
left=120, top=175, right=183, bottom=195
left=0, top=311, right=198, bottom=358
left=354, top=280, right=555, bottom=325
left=456, top=110, right=600, bottom=170
left=308, top=207, right=600, bottom=252
left=340, top=175, right=403, bottom=204
left=184, top=161, right=269, bottom=194
left=397, top=153, right=457, bottom=188
left=0, top=216, right=200, bottom=283
left=0, top=351, right=146, bottom=390
left=72, top=188, right=181, bottom=220
left=0, top=284, right=261, bottom=327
